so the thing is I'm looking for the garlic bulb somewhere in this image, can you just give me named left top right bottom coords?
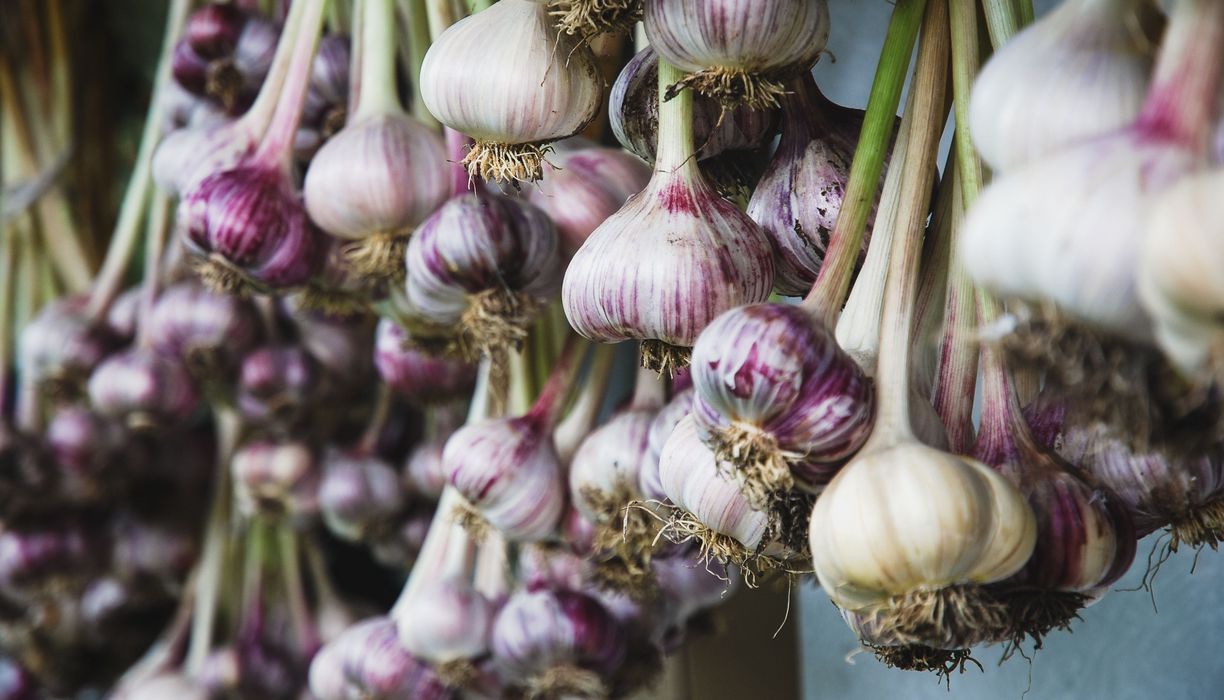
left=236, top=345, right=321, bottom=426
left=396, top=580, right=495, bottom=670
left=491, top=588, right=628, bottom=698
left=319, top=448, right=405, bottom=542
left=87, top=348, right=200, bottom=430
left=609, top=47, right=777, bottom=166
left=403, top=192, right=561, bottom=362
left=147, top=282, right=262, bottom=377
left=563, top=57, right=774, bottom=373
left=232, top=440, right=320, bottom=520
left=303, top=0, right=450, bottom=281
left=689, top=303, right=874, bottom=508
left=1137, top=170, right=1224, bottom=378
left=640, top=388, right=694, bottom=502
left=528, top=146, right=651, bottom=260
left=747, top=73, right=873, bottom=296
left=969, top=0, right=1156, bottom=172
left=309, top=617, right=454, bottom=700
left=963, top=0, right=1224, bottom=342
left=420, top=0, right=602, bottom=182
left=404, top=406, right=464, bottom=499
left=20, top=296, right=119, bottom=396
left=643, top=0, right=829, bottom=109
left=375, top=319, right=477, bottom=405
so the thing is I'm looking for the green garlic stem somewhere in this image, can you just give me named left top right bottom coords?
left=355, top=0, right=404, bottom=118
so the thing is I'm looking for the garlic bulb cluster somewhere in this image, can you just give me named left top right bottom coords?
left=20, top=296, right=119, bottom=396
left=309, top=617, right=453, bottom=700
left=231, top=440, right=320, bottom=520
left=747, top=73, right=872, bottom=296
left=644, top=0, right=829, bottom=109
left=374, top=319, right=477, bottom=405
left=147, top=282, right=262, bottom=377
left=1137, top=170, right=1224, bottom=378
left=969, top=0, right=1156, bottom=172
left=689, top=303, right=874, bottom=508
left=528, top=145, right=651, bottom=260
left=563, top=57, right=774, bottom=373
left=491, top=588, right=628, bottom=698
left=420, top=0, right=602, bottom=182
left=609, top=47, right=777, bottom=166
left=403, top=192, right=561, bottom=362
left=304, top=0, right=450, bottom=282
left=86, top=348, right=200, bottom=430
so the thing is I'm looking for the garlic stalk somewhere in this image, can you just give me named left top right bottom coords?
left=562, top=57, right=774, bottom=374
left=808, top=0, right=1037, bottom=670
left=420, top=0, right=603, bottom=183
left=303, top=0, right=450, bottom=283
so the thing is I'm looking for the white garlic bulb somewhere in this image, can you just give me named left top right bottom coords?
left=419, top=0, right=603, bottom=182
left=969, top=0, right=1156, bottom=172
left=396, top=580, right=496, bottom=666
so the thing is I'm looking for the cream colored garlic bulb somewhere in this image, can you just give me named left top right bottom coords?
left=419, top=0, right=603, bottom=182
left=1138, top=169, right=1224, bottom=377
left=969, top=0, right=1156, bottom=172
left=809, top=441, right=1036, bottom=611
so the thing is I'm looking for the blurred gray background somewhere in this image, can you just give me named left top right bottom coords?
left=800, top=2, right=1224, bottom=699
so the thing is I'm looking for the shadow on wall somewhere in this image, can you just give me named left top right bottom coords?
left=802, top=2, right=1224, bottom=699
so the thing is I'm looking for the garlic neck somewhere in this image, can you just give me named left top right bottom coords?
left=654, top=58, right=700, bottom=180
left=353, top=0, right=403, bottom=119
left=1136, top=0, right=1224, bottom=149
left=252, top=0, right=328, bottom=170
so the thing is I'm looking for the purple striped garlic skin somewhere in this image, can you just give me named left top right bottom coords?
left=747, top=74, right=870, bottom=296
left=319, top=449, right=405, bottom=542
left=443, top=413, right=567, bottom=542
left=569, top=407, right=657, bottom=522
left=405, top=439, right=448, bottom=500
left=659, top=416, right=768, bottom=551
left=231, top=440, right=320, bottom=519
left=309, top=617, right=456, bottom=700
left=561, top=172, right=774, bottom=348
left=374, top=319, right=477, bottom=404
left=87, top=348, right=201, bottom=428
left=609, top=47, right=777, bottom=165
left=419, top=0, right=601, bottom=146
left=304, top=113, right=450, bottom=241
left=405, top=193, right=561, bottom=325
left=152, top=118, right=255, bottom=196
left=148, top=282, right=262, bottom=374
left=20, top=295, right=120, bottom=391
left=641, top=388, right=694, bottom=502
left=491, top=588, right=628, bottom=684
left=396, top=580, right=496, bottom=666
left=236, top=345, right=320, bottom=424
left=644, top=0, right=829, bottom=102
left=529, top=147, right=652, bottom=260
left=690, top=303, right=874, bottom=488
left=179, top=165, right=324, bottom=290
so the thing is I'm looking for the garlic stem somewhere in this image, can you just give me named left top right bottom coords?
left=630, top=358, right=666, bottom=409
left=14, top=229, right=41, bottom=432
left=949, top=0, right=983, bottom=203
left=554, top=342, right=616, bottom=464
left=0, top=228, right=13, bottom=407
left=803, top=0, right=929, bottom=322
left=356, top=384, right=395, bottom=453
left=528, top=334, right=587, bottom=428
left=867, top=0, right=949, bottom=445
left=655, top=58, right=699, bottom=178
left=355, top=0, right=403, bottom=118
left=86, top=0, right=190, bottom=319
left=473, top=530, right=510, bottom=599
left=426, top=0, right=460, bottom=39
left=400, top=0, right=439, bottom=126
left=1016, top=0, right=1035, bottom=26
left=278, top=527, right=320, bottom=655
left=135, top=191, right=172, bottom=349
left=253, top=0, right=328, bottom=168
left=1135, top=0, right=1224, bottom=148
left=243, top=0, right=313, bottom=136
left=930, top=166, right=977, bottom=453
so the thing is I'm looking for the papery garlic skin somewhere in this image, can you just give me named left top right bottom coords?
left=1137, top=170, right=1224, bottom=376
left=397, top=581, right=495, bottom=665
left=562, top=173, right=774, bottom=352
left=969, top=0, right=1154, bottom=172
left=641, top=388, right=694, bottom=502
left=529, top=146, right=652, bottom=260
left=147, top=282, right=262, bottom=376
left=310, top=617, right=455, bottom=700
left=962, top=135, right=1197, bottom=339
left=304, top=113, right=450, bottom=241
left=690, top=303, right=874, bottom=493
left=443, top=415, right=567, bottom=541
left=569, top=408, right=656, bottom=522
left=659, top=416, right=768, bottom=551
left=808, top=442, right=1037, bottom=611
left=375, top=319, right=477, bottom=404
left=319, top=449, right=405, bottom=542
left=491, top=588, right=628, bottom=686
left=419, top=0, right=602, bottom=181
left=232, top=440, right=319, bottom=519
left=20, top=296, right=120, bottom=393
left=609, top=47, right=777, bottom=165
left=644, top=0, right=829, bottom=108
left=87, top=348, right=200, bottom=429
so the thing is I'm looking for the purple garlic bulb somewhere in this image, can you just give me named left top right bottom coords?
left=404, top=409, right=460, bottom=500
left=179, top=163, right=324, bottom=294
left=147, top=282, right=262, bottom=376
left=1028, top=398, right=1224, bottom=548
left=641, top=388, right=694, bottom=502
left=319, top=448, right=405, bottom=542
left=110, top=515, right=198, bottom=585
left=491, top=588, right=628, bottom=697
left=690, top=303, right=874, bottom=507
left=304, top=112, right=450, bottom=280
left=185, top=3, right=246, bottom=59
left=44, top=406, right=123, bottom=502
left=301, top=34, right=351, bottom=138
left=232, top=439, right=320, bottom=519
left=396, top=580, right=496, bottom=671
left=309, top=617, right=455, bottom=700
left=0, top=520, right=103, bottom=596
left=528, top=146, right=651, bottom=260
left=443, top=408, right=567, bottom=542
left=570, top=406, right=657, bottom=526
left=375, top=319, right=477, bottom=405
left=236, top=345, right=320, bottom=425
left=105, top=287, right=143, bottom=342
left=87, top=347, right=201, bottom=430
left=609, top=47, right=777, bottom=165
left=747, top=73, right=875, bottom=296
left=19, top=295, right=119, bottom=395
left=404, top=192, right=561, bottom=357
